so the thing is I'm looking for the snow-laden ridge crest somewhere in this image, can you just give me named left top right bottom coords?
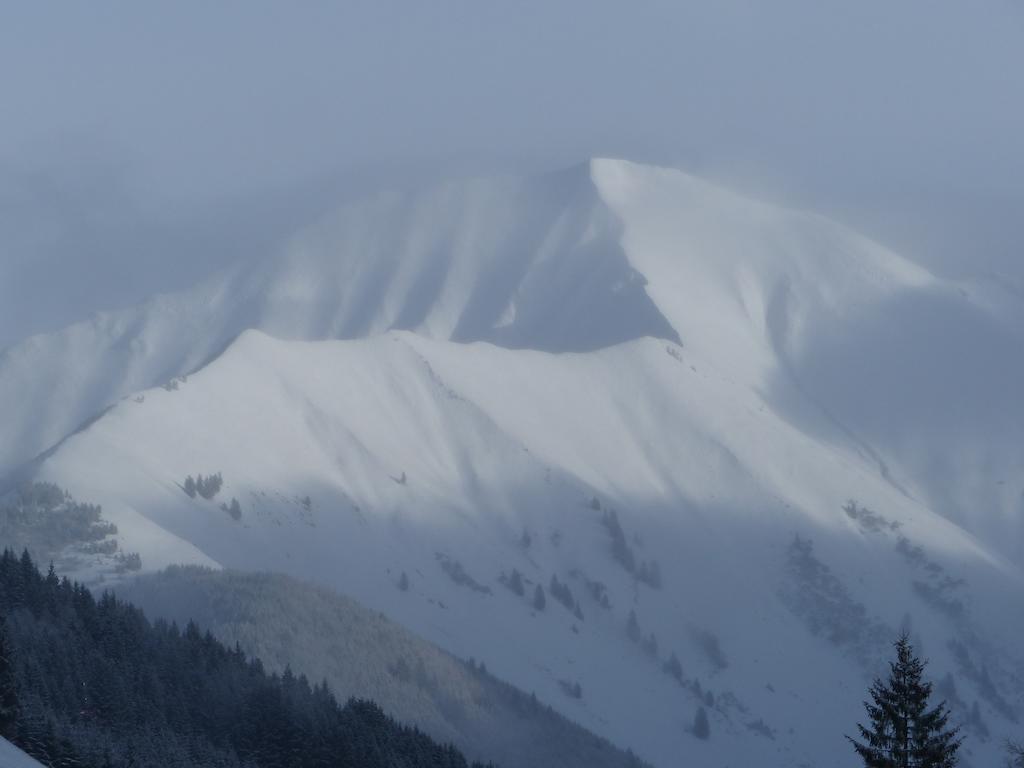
left=259, top=159, right=678, bottom=352
left=0, top=159, right=680, bottom=477
left=3, top=158, right=1023, bottom=552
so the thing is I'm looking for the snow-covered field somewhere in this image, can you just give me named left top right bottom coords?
left=0, top=738, right=44, bottom=768
left=5, top=159, right=1024, bottom=767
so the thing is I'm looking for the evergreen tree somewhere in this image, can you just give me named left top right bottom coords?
left=533, top=584, right=546, bottom=611
left=0, top=613, right=17, bottom=739
left=663, top=651, right=683, bottom=683
left=502, top=569, right=524, bottom=596
left=692, top=706, right=709, bottom=740
left=848, top=634, right=961, bottom=767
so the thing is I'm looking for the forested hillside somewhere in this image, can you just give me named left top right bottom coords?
left=0, top=549, right=492, bottom=768
left=0, top=483, right=139, bottom=578
left=120, top=566, right=649, bottom=768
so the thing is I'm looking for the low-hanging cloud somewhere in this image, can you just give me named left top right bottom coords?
left=1, top=0, right=1022, bottom=344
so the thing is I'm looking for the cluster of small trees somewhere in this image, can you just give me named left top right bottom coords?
left=600, top=509, right=661, bottom=589
left=0, top=482, right=116, bottom=563
left=114, top=551, right=142, bottom=573
left=559, top=679, right=582, bottom=699
left=220, top=497, right=243, bottom=520
left=549, top=575, right=584, bottom=620
left=626, top=610, right=659, bottom=658
left=183, top=472, right=223, bottom=500
left=533, top=584, right=546, bottom=611
left=436, top=554, right=491, bottom=594
left=499, top=568, right=525, bottom=596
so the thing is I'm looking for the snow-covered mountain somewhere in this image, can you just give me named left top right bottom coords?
left=4, top=160, right=1022, bottom=553
left=5, top=159, right=1024, bottom=767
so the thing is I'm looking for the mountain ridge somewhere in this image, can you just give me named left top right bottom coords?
left=33, top=324, right=1024, bottom=768
left=6, top=157, right=1024, bottom=766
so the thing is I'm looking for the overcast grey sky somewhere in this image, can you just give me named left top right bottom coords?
left=2, top=1, right=1022, bottom=346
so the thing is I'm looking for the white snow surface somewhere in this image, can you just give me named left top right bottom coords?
left=0, top=738, right=44, bottom=768
left=5, top=159, right=1024, bottom=767
left=4, top=160, right=1022, bottom=553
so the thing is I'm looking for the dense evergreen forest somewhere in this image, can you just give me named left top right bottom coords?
left=0, top=549, right=493, bottom=768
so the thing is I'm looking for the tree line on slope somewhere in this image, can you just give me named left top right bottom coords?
left=122, top=566, right=651, bottom=768
left=0, top=549, right=493, bottom=768
left=0, top=483, right=140, bottom=577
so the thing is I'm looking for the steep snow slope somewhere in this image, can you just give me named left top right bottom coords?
left=5, top=161, right=1023, bottom=554
left=0, top=162, right=671, bottom=477
left=37, top=330, right=1024, bottom=768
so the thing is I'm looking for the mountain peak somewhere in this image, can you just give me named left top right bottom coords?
left=0, top=159, right=936, bottom=478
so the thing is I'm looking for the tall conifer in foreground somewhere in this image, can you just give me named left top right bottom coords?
left=848, top=634, right=961, bottom=767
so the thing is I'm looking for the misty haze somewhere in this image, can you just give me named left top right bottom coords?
left=1, top=4, right=1023, bottom=768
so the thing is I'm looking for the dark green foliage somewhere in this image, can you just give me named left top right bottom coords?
left=848, top=634, right=962, bottom=767
left=844, top=500, right=901, bottom=534
left=532, top=585, right=545, bottom=611
left=548, top=575, right=577, bottom=613
left=499, top=569, right=524, bottom=597
left=0, top=613, right=17, bottom=739
left=692, top=628, right=728, bottom=671
left=583, top=577, right=611, bottom=610
left=198, top=473, right=223, bottom=499
left=0, top=549, right=492, bottom=768
left=184, top=473, right=223, bottom=500
left=436, top=554, right=491, bottom=595
left=599, top=509, right=661, bottom=588
left=220, top=497, right=243, bottom=521
left=114, top=552, right=143, bottom=573
left=519, top=528, right=531, bottom=549
left=601, top=510, right=635, bottom=573
left=123, top=567, right=653, bottom=768
left=663, top=652, right=683, bottom=683
left=641, top=633, right=658, bottom=658
left=636, top=560, right=662, bottom=590
left=558, top=680, right=582, bottom=700
left=782, top=535, right=878, bottom=653
left=0, top=482, right=117, bottom=562
left=1008, top=741, right=1024, bottom=768
left=692, top=706, right=710, bottom=740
